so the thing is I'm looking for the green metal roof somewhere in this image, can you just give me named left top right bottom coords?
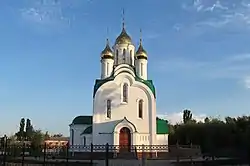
left=72, top=116, right=92, bottom=125
left=93, top=67, right=156, bottom=98
left=156, top=118, right=169, bottom=134
left=81, top=126, right=92, bottom=135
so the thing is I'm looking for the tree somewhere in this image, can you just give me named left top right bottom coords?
left=183, top=109, right=192, bottom=124
left=52, top=133, right=63, bottom=137
left=44, top=131, right=50, bottom=140
left=16, top=118, right=25, bottom=141
left=31, top=130, right=44, bottom=148
left=225, top=116, right=236, bottom=124
left=25, top=118, right=33, bottom=141
left=204, top=117, right=210, bottom=123
left=169, top=114, right=250, bottom=159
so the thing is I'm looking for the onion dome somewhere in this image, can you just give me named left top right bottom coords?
left=115, top=27, right=132, bottom=45
left=101, top=39, right=113, bottom=59
left=135, top=39, right=147, bottom=60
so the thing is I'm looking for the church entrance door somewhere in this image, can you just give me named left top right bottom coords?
left=119, top=127, right=131, bottom=152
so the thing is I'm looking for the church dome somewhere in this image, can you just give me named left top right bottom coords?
left=101, top=39, right=113, bottom=59
left=115, top=27, right=132, bottom=45
left=135, top=42, right=147, bottom=59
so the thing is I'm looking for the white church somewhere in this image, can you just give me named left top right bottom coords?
left=69, top=23, right=169, bottom=149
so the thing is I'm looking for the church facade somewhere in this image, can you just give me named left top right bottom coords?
left=69, top=24, right=169, bottom=148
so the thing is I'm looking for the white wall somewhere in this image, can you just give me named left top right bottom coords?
left=93, top=65, right=156, bottom=145
left=80, top=134, right=92, bottom=146
left=101, top=58, right=114, bottom=79
left=156, top=134, right=169, bottom=145
left=69, top=124, right=90, bottom=145
left=135, top=58, right=148, bottom=80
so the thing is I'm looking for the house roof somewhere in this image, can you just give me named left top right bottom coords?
left=71, top=116, right=92, bottom=125
left=81, top=126, right=92, bottom=135
left=156, top=118, right=169, bottom=134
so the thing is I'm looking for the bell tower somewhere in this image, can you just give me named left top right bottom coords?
left=135, top=29, right=148, bottom=80
left=113, top=10, right=135, bottom=67
left=100, top=38, right=114, bottom=79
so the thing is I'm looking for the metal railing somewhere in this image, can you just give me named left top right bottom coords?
left=1, top=140, right=245, bottom=166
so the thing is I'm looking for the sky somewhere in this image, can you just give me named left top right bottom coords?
left=1, top=0, right=250, bottom=136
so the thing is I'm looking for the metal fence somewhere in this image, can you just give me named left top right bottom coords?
left=0, top=140, right=248, bottom=166
left=0, top=137, right=202, bottom=165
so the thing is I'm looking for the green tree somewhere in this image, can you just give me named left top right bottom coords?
left=15, top=118, right=25, bottom=141
left=44, top=131, right=50, bottom=140
left=225, top=116, right=236, bottom=124
left=204, top=117, right=210, bottom=123
left=52, top=133, right=63, bottom=137
left=31, top=130, right=44, bottom=147
left=183, top=109, right=192, bottom=124
left=169, top=115, right=250, bottom=158
left=25, top=118, right=33, bottom=141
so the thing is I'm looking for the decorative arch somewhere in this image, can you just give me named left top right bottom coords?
left=113, top=64, right=136, bottom=78
left=113, top=117, right=137, bottom=133
left=133, top=82, right=155, bottom=103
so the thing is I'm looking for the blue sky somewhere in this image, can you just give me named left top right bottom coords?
left=1, top=0, right=250, bottom=136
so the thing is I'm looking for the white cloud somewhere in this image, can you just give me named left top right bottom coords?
left=20, top=0, right=67, bottom=26
left=156, top=53, right=250, bottom=89
left=19, top=0, right=91, bottom=30
left=173, top=24, right=182, bottom=31
left=244, top=76, right=250, bottom=89
left=182, top=0, right=250, bottom=31
left=203, top=1, right=229, bottom=12
left=158, top=112, right=207, bottom=124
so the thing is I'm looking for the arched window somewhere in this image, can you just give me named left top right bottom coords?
left=123, top=49, right=126, bottom=63
left=107, top=99, right=111, bottom=118
left=138, top=100, right=143, bottom=118
left=83, top=136, right=86, bottom=146
left=116, top=50, right=119, bottom=65
left=107, top=62, right=109, bottom=75
left=71, top=129, right=74, bottom=146
left=130, top=50, right=133, bottom=65
left=123, top=83, right=128, bottom=102
left=141, top=63, right=144, bottom=76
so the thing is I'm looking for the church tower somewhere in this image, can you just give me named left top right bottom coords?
left=92, top=21, right=157, bottom=146
left=69, top=12, right=169, bottom=152
left=135, top=30, right=148, bottom=80
left=112, top=23, right=136, bottom=67
left=100, top=39, right=114, bottom=79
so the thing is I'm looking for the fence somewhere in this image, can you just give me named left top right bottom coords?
left=0, top=139, right=248, bottom=166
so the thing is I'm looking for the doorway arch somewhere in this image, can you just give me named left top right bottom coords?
left=119, top=127, right=131, bottom=152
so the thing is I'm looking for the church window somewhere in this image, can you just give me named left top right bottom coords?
left=138, top=99, right=143, bottom=118
left=116, top=50, right=119, bottom=65
left=107, top=99, right=111, bottom=118
left=123, top=83, right=128, bottom=103
left=83, top=136, right=86, bottom=146
left=130, top=50, right=133, bottom=65
left=141, top=63, right=143, bottom=76
left=123, top=49, right=126, bottom=63
left=107, top=63, right=109, bottom=75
